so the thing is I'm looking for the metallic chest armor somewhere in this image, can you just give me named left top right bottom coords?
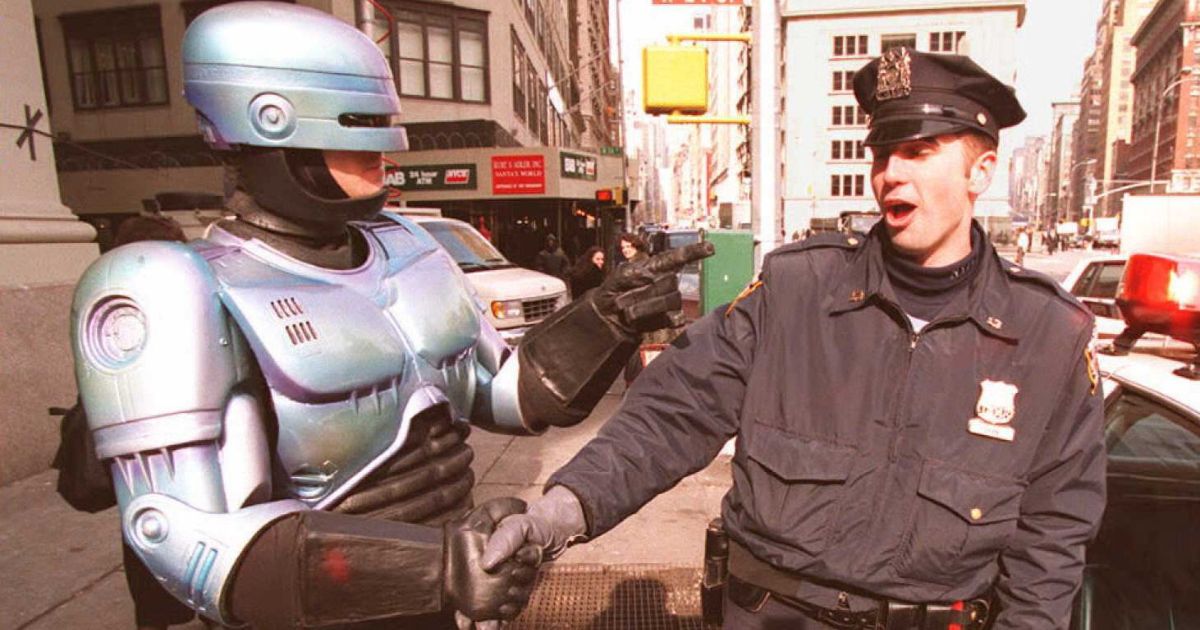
left=202, top=215, right=481, bottom=507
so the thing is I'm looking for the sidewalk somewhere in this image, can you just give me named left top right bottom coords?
left=0, top=386, right=730, bottom=629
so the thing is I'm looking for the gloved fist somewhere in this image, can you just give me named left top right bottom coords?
left=480, top=486, right=588, bottom=573
left=444, top=497, right=542, bottom=623
left=591, top=241, right=715, bottom=335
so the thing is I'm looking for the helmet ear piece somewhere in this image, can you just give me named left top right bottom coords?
left=249, top=94, right=297, bottom=142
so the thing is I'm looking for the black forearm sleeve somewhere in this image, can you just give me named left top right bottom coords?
left=228, top=510, right=445, bottom=629
left=517, top=293, right=639, bottom=431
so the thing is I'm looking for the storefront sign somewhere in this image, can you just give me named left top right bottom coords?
left=492, top=155, right=546, bottom=194
left=560, top=152, right=597, bottom=181
left=385, top=163, right=476, bottom=191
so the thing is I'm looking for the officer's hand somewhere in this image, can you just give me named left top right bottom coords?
left=480, top=486, right=588, bottom=572
left=444, top=498, right=541, bottom=623
left=591, top=241, right=715, bottom=335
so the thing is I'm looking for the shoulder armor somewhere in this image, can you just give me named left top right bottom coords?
left=72, top=241, right=241, bottom=455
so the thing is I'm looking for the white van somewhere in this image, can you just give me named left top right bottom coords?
left=404, top=214, right=568, bottom=344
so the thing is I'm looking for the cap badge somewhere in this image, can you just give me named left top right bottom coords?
left=976, top=112, right=988, bottom=125
left=967, top=379, right=1017, bottom=442
left=876, top=47, right=913, bottom=102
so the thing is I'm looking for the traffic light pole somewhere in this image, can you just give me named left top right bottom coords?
left=751, top=0, right=780, bottom=266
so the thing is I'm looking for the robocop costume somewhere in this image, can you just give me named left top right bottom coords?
left=70, top=4, right=703, bottom=627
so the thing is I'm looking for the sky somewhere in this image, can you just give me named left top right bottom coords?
left=614, top=0, right=1104, bottom=150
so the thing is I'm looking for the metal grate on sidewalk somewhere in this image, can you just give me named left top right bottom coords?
left=509, top=563, right=719, bottom=630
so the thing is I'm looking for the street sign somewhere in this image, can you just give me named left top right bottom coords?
left=600, top=146, right=624, bottom=156
left=492, top=155, right=546, bottom=195
left=561, top=151, right=597, bottom=180
left=384, top=163, right=476, bottom=191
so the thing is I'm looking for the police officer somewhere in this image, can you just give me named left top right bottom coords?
left=481, top=47, right=1106, bottom=629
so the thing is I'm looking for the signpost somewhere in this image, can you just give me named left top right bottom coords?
left=384, top=164, right=476, bottom=191
left=560, top=151, right=598, bottom=180
left=491, top=155, right=546, bottom=195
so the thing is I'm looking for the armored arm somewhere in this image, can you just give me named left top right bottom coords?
left=72, top=242, right=305, bottom=624
left=474, top=242, right=715, bottom=433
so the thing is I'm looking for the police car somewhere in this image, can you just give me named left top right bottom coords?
left=1071, top=253, right=1200, bottom=629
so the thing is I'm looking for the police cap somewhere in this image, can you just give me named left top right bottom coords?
left=853, top=47, right=1026, bottom=147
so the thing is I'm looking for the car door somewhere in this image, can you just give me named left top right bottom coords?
left=1071, top=384, right=1200, bottom=629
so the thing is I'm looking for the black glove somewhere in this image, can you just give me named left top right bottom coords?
left=514, top=242, right=716, bottom=431
left=480, top=486, right=588, bottom=572
left=591, top=241, right=715, bottom=335
left=444, top=497, right=542, bottom=622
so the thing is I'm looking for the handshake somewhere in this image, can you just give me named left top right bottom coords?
left=445, top=486, right=587, bottom=628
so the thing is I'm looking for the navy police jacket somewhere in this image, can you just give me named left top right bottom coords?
left=548, top=223, right=1105, bottom=628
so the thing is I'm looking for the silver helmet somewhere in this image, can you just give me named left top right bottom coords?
left=182, top=2, right=408, bottom=153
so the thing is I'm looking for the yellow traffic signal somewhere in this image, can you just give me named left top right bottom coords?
left=642, top=45, right=708, bottom=115
left=614, top=186, right=627, bottom=205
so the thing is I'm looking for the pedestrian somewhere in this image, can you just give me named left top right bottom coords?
left=482, top=46, right=1105, bottom=630
left=619, top=232, right=648, bottom=264
left=1016, top=228, right=1030, bottom=266
left=68, top=4, right=705, bottom=628
left=569, top=246, right=606, bottom=299
left=535, top=234, right=570, bottom=280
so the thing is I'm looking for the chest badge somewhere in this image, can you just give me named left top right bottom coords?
left=967, top=380, right=1017, bottom=442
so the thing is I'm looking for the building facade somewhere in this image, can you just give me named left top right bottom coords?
left=0, top=0, right=99, bottom=484
left=32, top=0, right=625, bottom=268
left=780, top=0, right=1025, bottom=236
left=1089, top=0, right=1157, bottom=217
left=705, top=5, right=752, bottom=230
left=1009, top=135, right=1046, bottom=222
left=1121, top=0, right=1200, bottom=195
left=1048, top=100, right=1082, bottom=224
left=1070, top=50, right=1103, bottom=224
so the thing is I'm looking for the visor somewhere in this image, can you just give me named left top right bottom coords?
left=865, top=118, right=975, bottom=147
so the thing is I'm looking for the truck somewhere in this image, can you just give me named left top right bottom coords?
left=1120, top=195, right=1200, bottom=255
left=394, top=209, right=568, bottom=345
left=1092, top=216, right=1120, bottom=250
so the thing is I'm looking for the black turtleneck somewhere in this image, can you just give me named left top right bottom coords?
left=221, top=189, right=367, bottom=270
left=883, top=223, right=985, bottom=323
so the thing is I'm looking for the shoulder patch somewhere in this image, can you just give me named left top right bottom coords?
left=725, top=280, right=763, bottom=317
left=1084, top=345, right=1100, bottom=395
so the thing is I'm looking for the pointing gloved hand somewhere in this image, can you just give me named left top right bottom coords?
left=444, top=497, right=542, bottom=626
left=591, top=241, right=715, bottom=335
left=480, top=486, right=589, bottom=574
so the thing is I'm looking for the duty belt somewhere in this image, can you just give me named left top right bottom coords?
left=727, top=541, right=991, bottom=630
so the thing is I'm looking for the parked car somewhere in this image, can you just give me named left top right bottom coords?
left=1062, top=254, right=1129, bottom=338
left=1072, top=253, right=1200, bottom=629
left=404, top=214, right=567, bottom=344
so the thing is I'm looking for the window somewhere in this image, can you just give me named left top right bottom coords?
left=512, top=32, right=526, bottom=120
left=831, top=105, right=868, bottom=127
left=831, top=140, right=865, bottom=160
left=929, top=31, right=966, bottom=53
left=833, top=35, right=868, bottom=57
left=881, top=34, right=916, bottom=53
left=61, top=6, right=167, bottom=110
left=393, top=3, right=488, bottom=103
left=831, top=174, right=865, bottom=196
left=831, top=70, right=855, bottom=92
